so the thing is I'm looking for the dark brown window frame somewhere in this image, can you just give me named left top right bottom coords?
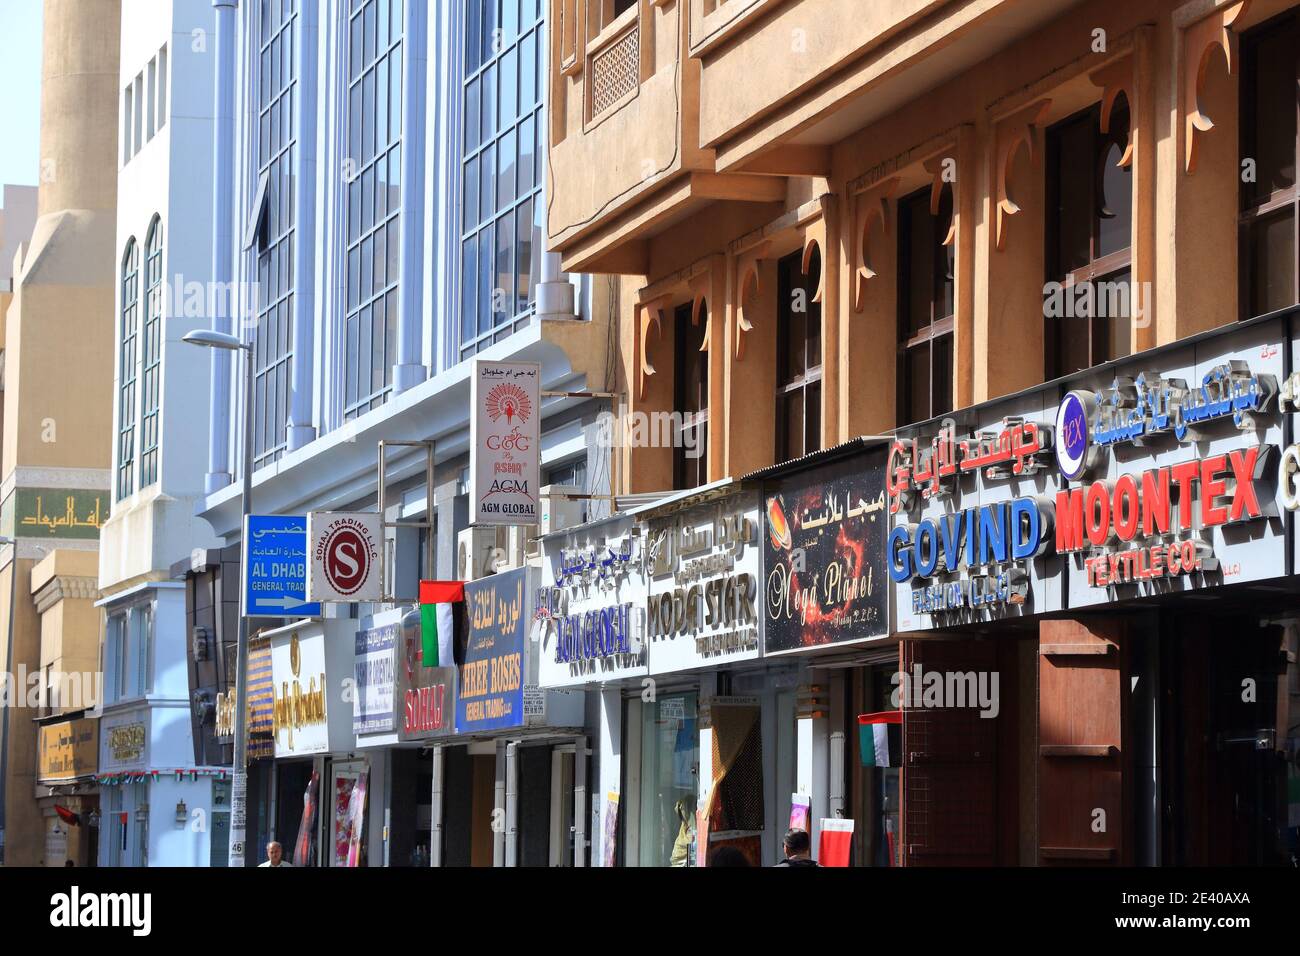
left=1239, top=12, right=1300, bottom=320
left=673, top=300, right=709, bottom=490
left=775, top=248, right=823, bottom=464
left=1044, top=100, right=1134, bottom=379
left=897, top=184, right=955, bottom=426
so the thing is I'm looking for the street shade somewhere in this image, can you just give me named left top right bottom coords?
left=182, top=329, right=249, bottom=351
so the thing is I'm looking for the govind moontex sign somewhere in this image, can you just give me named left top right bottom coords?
left=470, top=360, right=541, bottom=526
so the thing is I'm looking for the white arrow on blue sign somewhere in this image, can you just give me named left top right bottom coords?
left=243, top=515, right=323, bottom=618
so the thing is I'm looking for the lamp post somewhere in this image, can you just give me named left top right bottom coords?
left=183, top=328, right=254, bottom=868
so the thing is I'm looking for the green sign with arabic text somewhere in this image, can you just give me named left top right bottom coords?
left=13, top=488, right=107, bottom=539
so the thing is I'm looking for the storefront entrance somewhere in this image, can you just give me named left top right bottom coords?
left=1161, top=612, right=1297, bottom=865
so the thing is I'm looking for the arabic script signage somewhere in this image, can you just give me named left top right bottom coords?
left=763, top=448, right=888, bottom=654
left=459, top=568, right=528, bottom=733
left=38, top=718, right=98, bottom=783
left=645, top=491, right=764, bottom=674
left=14, top=488, right=107, bottom=539
left=470, top=360, right=541, bottom=526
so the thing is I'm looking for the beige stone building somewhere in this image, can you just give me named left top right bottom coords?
left=0, top=0, right=120, bottom=867
left=547, top=0, right=1287, bottom=484
left=547, top=0, right=1300, bottom=866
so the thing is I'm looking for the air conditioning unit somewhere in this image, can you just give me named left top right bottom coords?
left=540, top=484, right=584, bottom=536
left=457, top=525, right=528, bottom=580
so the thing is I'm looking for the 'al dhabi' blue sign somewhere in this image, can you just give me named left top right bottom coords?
left=243, top=514, right=322, bottom=618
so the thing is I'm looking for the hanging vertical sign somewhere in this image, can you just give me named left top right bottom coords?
left=470, top=360, right=541, bottom=526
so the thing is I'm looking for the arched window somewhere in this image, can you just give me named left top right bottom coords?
left=117, top=239, right=140, bottom=500
left=140, top=216, right=164, bottom=487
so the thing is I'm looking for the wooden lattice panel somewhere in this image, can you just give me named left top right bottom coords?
left=590, top=26, right=640, bottom=118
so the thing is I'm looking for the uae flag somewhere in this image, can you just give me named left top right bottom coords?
left=419, top=580, right=465, bottom=668
left=858, top=710, right=902, bottom=768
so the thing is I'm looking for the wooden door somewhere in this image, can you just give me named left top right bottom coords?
left=1038, top=617, right=1128, bottom=865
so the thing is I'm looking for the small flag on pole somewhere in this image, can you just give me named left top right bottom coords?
left=858, top=710, right=902, bottom=768
left=419, top=580, right=465, bottom=668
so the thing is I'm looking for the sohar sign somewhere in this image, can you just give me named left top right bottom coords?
left=307, top=512, right=382, bottom=602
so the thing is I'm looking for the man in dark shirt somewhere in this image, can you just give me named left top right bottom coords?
left=774, top=828, right=820, bottom=867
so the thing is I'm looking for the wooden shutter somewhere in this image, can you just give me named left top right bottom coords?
left=901, top=637, right=998, bottom=866
left=1038, top=618, right=1128, bottom=865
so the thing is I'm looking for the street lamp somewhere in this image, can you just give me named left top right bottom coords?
left=182, top=328, right=254, bottom=869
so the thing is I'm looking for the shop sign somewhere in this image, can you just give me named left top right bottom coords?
left=470, top=360, right=541, bottom=526
left=397, top=608, right=456, bottom=741
left=99, top=711, right=148, bottom=772
left=889, top=497, right=1052, bottom=614
left=307, top=511, right=382, bottom=602
left=539, top=517, right=648, bottom=687
left=353, top=623, right=396, bottom=734
left=645, top=492, right=763, bottom=673
left=764, top=448, right=889, bottom=654
left=887, top=418, right=1054, bottom=514
left=1055, top=338, right=1288, bottom=606
left=270, top=631, right=329, bottom=756
left=1055, top=362, right=1276, bottom=480
left=459, top=568, right=529, bottom=733
left=892, top=399, right=1064, bottom=632
left=108, top=723, right=145, bottom=763
left=1280, top=442, right=1300, bottom=511
left=1056, top=447, right=1276, bottom=587
left=38, top=718, right=98, bottom=783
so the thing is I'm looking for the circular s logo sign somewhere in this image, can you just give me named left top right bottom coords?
left=317, top=518, right=377, bottom=597
left=1280, top=444, right=1300, bottom=511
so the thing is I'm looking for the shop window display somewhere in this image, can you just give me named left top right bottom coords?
left=638, top=693, right=698, bottom=867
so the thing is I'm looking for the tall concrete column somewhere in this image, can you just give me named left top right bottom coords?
left=206, top=0, right=238, bottom=494
left=287, top=0, right=319, bottom=450
left=393, top=0, right=428, bottom=393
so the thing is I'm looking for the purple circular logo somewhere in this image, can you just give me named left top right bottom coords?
left=1056, top=391, right=1090, bottom=480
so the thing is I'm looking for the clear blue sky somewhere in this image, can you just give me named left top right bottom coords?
left=0, top=1, right=43, bottom=198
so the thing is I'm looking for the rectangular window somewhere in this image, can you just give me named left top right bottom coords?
left=1044, top=102, right=1133, bottom=377
left=109, top=613, right=128, bottom=702
left=133, top=73, right=144, bottom=154
left=775, top=249, right=822, bottom=464
left=123, top=85, right=133, bottom=164
left=157, top=45, right=168, bottom=131
left=460, top=0, right=546, bottom=361
left=897, top=186, right=954, bottom=426
left=147, top=57, right=157, bottom=141
left=344, top=0, right=402, bottom=420
left=1241, top=14, right=1299, bottom=318
left=253, top=0, right=298, bottom=461
left=673, top=302, right=708, bottom=490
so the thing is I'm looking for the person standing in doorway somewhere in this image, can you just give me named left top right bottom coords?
left=258, top=841, right=293, bottom=867
left=774, top=829, right=820, bottom=867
